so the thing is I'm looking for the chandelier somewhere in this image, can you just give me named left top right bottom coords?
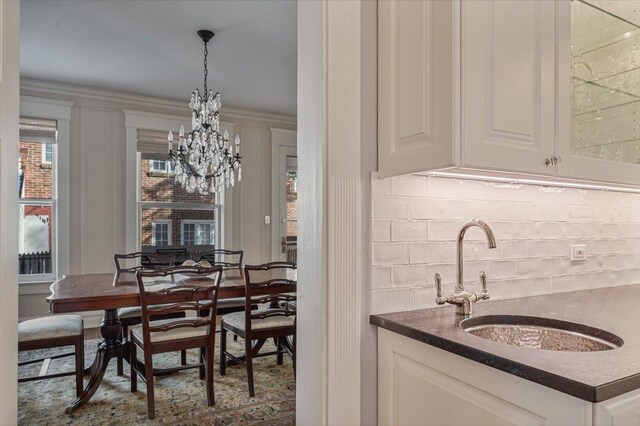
left=168, top=30, right=241, bottom=195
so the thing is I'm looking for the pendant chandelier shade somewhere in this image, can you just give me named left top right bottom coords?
left=168, top=30, right=241, bottom=196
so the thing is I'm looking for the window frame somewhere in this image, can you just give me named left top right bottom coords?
left=151, top=220, right=172, bottom=247
left=19, top=142, right=56, bottom=283
left=148, top=159, right=174, bottom=174
left=136, top=152, right=222, bottom=252
left=41, top=143, right=53, bottom=165
left=180, top=219, right=216, bottom=246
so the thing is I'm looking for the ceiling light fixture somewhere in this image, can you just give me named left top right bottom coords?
left=168, top=30, right=241, bottom=195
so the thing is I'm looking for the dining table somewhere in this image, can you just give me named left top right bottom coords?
left=47, top=268, right=296, bottom=413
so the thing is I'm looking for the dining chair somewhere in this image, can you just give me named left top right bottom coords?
left=113, top=252, right=187, bottom=375
left=18, top=314, right=84, bottom=397
left=191, top=249, right=247, bottom=318
left=219, top=262, right=296, bottom=397
left=192, top=249, right=244, bottom=276
left=130, top=265, right=223, bottom=419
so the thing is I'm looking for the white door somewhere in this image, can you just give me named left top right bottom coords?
left=461, top=0, right=558, bottom=175
left=272, top=145, right=298, bottom=262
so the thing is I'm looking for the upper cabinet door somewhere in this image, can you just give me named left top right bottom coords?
left=461, top=0, right=557, bottom=175
left=558, top=0, right=640, bottom=185
left=378, top=0, right=456, bottom=178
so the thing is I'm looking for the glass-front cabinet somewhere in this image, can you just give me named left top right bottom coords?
left=562, top=0, right=640, bottom=184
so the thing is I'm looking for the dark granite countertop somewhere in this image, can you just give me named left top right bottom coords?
left=370, top=284, right=640, bottom=403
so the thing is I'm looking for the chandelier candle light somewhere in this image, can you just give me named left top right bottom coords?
left=168, top=29, right=241, bottom=195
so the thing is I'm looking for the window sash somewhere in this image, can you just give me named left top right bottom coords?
left=18, top=198, right=56, bottom=280
left=137, top=151, right=222, bottom=250
left=151, top=221, right=171, bottom=246
left=181, top=220, right=215, bottom=246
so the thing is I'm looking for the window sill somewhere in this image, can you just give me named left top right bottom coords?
left=39, top=162, right=52, bottom=169
left=147, top=171, right=175, bottom=178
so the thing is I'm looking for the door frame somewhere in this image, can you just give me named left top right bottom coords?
left=270, top=130, right=297, bottom=261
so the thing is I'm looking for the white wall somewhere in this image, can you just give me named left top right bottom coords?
left=18, top=79, right=296, bottom=322
left=371, top=174, right=640, bottom=314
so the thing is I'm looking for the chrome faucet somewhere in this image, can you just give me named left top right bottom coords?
left=435, top=220, right=497, bottom=315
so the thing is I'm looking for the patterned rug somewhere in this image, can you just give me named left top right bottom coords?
left=18, top=337, right=295, bottom=425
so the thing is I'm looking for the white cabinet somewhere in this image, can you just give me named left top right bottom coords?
left=378, top=0, right=640, bottom=186
left=378, top=0, right=456, bottom=176
left=378, top=328, right=592, bottom=426
left=378, top=328, right=640, bottom=426
left=461, top=0, right=557, bottom=176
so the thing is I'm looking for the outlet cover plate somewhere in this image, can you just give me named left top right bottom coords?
left=571, top=244, right=587, bottom=261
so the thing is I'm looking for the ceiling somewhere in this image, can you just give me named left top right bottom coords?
left=20, top=0, right=297, bottom=116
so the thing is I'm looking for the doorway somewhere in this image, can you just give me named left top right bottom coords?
left=272, top=144, right=297, bottom=262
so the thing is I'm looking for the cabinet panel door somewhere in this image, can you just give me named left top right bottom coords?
left=462, top=0, right=556, bottom=175
left=378, top=329, right=593, bottom=426
left=594, top=387, right=640, bottom=426
left=378, top=0, right=456, bottom=178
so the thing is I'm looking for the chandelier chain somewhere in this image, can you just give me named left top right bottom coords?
left=203, top=41, right=208, bottom=95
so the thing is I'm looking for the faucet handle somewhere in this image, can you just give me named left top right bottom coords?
left=479, top=271, right=490, bottom=300
left=434, top=273, right=446, bottom=305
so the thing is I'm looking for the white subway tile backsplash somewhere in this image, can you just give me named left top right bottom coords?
left=372, top=243, right=409, bottom=266
left=392, top=220, right=427, bottom=242
left=392, top=265, right=428, bottom=287
left=372, top=196, right=408, bottom=219
left=371, top=289, right=410, bottom=314
left=370, top=174, right=640, bottom=314
left=371, top=220, right=391, bottom=242
left=410, top=242, right=444, bottom=264
left=391, top=175, right=428, bottom=196
left=371, top=267, right=392, bottom=290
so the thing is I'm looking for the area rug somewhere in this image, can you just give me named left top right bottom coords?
left=18, top=337, right=295, bottom=425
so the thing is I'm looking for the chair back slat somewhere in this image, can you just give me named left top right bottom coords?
left=114, top=252, right=176, bottom=273
left=244, top=262, right=296, bottom=329
left=147, top=318, right=212, bottom=334
left=193, top=249, right=244, bottom=275
left=135, top=266, right=223, bottom=345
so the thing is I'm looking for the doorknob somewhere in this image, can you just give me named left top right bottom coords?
left=281, top=237, right=287, bottom=253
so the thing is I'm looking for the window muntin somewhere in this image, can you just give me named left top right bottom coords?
left=181, top=220, right=215, bottom=246
left=42, top=143, right=53, bottom=164
left=149, top=159, right=174, bottom=174
left=151, top=221, right=171, bottom=246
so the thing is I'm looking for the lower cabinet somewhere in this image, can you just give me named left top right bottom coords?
left=377, top=328, right=640, bottom=426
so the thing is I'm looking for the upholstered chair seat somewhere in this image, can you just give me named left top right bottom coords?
left=18, top=315, right=83, bottom=342
left=221, top=310, right=296, bottom=332
left=130, top=318, right=210, bottom=343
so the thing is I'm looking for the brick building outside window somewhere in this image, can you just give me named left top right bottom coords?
left=139, top=154, right=220, bottom=254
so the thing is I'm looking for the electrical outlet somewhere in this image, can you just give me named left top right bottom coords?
left=571, top=244, right=587, bottom=261
left=264, top=215, right=271, bottom=225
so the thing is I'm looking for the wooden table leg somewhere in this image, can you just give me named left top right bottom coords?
left=65, top=309, right=124, bottom=414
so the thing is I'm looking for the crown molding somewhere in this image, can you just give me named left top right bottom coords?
left=20, top=78, right=297, bottom=126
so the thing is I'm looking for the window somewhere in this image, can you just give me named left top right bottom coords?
left=151, top=221, right=171, bottom=246
left=181, top=221, right=215, bottom=245
left=42, top=143, right=53, bottom=164
left=148, top=159, right=174, bottom=174
left=18, top=117, right=58, bottom=280
left=137, top=128, right=221, bottom=253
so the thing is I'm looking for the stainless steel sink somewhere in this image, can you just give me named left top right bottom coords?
left=460, top=315, right=623, bottom=352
